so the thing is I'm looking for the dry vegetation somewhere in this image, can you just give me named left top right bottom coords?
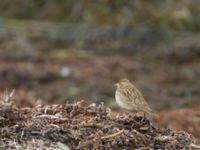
left=0, top=99, right=198, bottom=149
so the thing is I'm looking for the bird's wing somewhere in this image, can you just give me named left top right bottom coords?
left=120, top=86, right=141, bottom=103
left=121, top=86, right=153, bottom=111
left=132, top=88, right=148, bottom=105
left=133, top=88, right=155, bottom=114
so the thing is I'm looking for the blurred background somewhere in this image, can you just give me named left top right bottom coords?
left=0, top=0, right=200, bottom=141
left=0, top=0, right=200, bottom=134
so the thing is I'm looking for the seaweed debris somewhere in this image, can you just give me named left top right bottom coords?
left=0, top=100, right=195, bottom=149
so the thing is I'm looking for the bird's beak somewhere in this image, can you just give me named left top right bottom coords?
left=114, top=83, right=118, bottom=87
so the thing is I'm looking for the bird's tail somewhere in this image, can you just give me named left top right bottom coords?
left=141, top=106, right=159, bottom=118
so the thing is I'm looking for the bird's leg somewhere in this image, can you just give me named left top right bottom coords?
left=143, top=112, right=146, bottom=118
left=140, top=112, right=146, bottom=122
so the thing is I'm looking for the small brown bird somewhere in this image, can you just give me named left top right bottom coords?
left=115, top=78, right=155, bottom=116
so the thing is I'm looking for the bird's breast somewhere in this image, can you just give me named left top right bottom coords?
left=115, top=92, right=134, bottom=111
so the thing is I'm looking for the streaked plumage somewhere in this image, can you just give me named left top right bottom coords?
left=115, top=78, right=154, bottom=115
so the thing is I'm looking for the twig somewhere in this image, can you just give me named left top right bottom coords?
left=34, top=114, right=62, bottom=119
left=3, top=89, right=15, bottom=102
left=71, top=123, right=103, bottom=129
left=49, top=124, right=60, bottom=129
left=101, top=129, right=124, bottom=140
left=78, top=129, right=125, bottom=148
left=191, top=143, right=200, bottom=149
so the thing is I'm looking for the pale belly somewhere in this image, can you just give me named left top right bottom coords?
left=115, top=94, right=135, bottom=111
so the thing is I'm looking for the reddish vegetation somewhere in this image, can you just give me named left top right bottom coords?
left=155, top=109, right=200, bottom=143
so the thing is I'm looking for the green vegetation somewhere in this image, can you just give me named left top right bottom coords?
left=0, top=0, right=199, bottom=31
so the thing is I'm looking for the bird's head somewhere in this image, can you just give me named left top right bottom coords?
left=115, top=78, right=131, bottom=89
